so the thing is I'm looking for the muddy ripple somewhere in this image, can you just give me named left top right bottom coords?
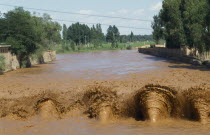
left=82, top=86, right=120, bottom=122
left=132, top=84, right=179, bottom=122
left=182, top=86, right=210, bottom=124
left=0, top=84, right=209, bottom=125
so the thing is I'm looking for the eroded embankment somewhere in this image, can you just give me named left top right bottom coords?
left=0, top=85, right=209, bottom=124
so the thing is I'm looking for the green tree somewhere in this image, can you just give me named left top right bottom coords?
left=205, top=0, right=210, bottom=51
left=0, top=55, right=5, bottom=74
left=0, top=8, right=61, bottom=67
left=62, top=24, right=68, bottom=41
left=4, top=8, right=40, bottom=67
left=160, top=0, right=185, bottom=48
left=42, top=13, right=61, bottom=46
left=181, top=0, right=208, bottom=52
left=90, top=24, right=104, bottom=47
left=106, top=25, right=120, bottom=48
left=67, top=22, right=90, bottom=45
left=130, top=31, right=134, bottom=42
left=152, top=14, right=163, bottom=44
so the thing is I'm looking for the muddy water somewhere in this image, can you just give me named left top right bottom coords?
left=9, top=50, right=169, bottom=79
left=0, top=50, right=210, bottom=135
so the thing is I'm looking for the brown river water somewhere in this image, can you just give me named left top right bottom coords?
left=0, top=50, right=210, bottom=135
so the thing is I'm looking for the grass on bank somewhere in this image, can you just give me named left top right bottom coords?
left=53, top=41, right=156, bottom=54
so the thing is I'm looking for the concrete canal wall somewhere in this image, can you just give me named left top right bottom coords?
left=0, top=45, right=56, bottom=72
left=138, top=47, right=210, bottom=67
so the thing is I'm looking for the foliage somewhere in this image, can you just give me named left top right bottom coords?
left=70, top=40, right=76, bottom=51
left=90, top=24, right=104, bottom=47
left=152, top=15, right=163, bottom=44
left=206, top=0, right=210, bottom=51
left=62, top=24, right=68, bottom=41
left=150, top=44, right=156, bottom=48
left=120, top=34, right=154, bottom=43
left=126, top=44, right=132, bottom=50
left=0, top=8, right=61, bottom=67
left=64, top=22, right=154, bottom=49
left=181, top=0, right=208, bottom=52
left=106, top=25, right=120, bottom=48
left=160, top=0, right=185, bottom=48
left=130, top=31, right=134, bottom=42
left=154, top=0, right=209, bottom=52
left=0, top=55, right=5, bottom=74
left=67, top=22, right=91, bottom=45
left=53, top=42, right=155, bottom=54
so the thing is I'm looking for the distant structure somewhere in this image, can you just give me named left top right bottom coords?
left=0, top=45, right=11, bottom=53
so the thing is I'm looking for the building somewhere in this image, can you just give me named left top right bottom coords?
left=0, top=45, right=11, bottom=53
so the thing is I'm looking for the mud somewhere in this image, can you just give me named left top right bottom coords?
left=82, top=86, right=119, bottom=121
left=182, top=86, right=210, bottom=124
left=0, top=85, right=209, bottom=123
left=0, top=50, right=210, bottom=134
left=133, top=84, right=179, bottom=122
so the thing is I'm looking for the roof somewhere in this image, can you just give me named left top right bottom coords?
left=0, top=45, right=11, bottom=48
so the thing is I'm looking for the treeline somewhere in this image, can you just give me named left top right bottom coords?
left=62, top=23, right=153, bottom=48
left=63, top=23, right=105, bottom=48
left=0, top=7, right=61, bottom=67
left=152, top=0, right=210, bottom=53
left=120, top=33, right=153, bottom=43
left=0, top=7, right=154, bottom=67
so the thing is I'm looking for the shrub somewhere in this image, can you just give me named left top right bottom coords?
left=0, top=55, right=5, bottom=74
left=150, top=44, right=156, bottom=48
left=126, top=45, right=132, bottom=50
left=70, top=40, right=76, bottom=51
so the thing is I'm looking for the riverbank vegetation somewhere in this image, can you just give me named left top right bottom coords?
left=152, top=0, right=210, bottom=53
left=59, top=22, right=155, bottom=53
left=0, top=7, right=61, bottom=67
left=0, top=7, right=156, bottom=67
left=53, top=42, right=155, bottom=54
left=0, top=55, right=5, bottom=74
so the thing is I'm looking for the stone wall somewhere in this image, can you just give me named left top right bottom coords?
left=181, top=46, right=210, bottom=61
left=0, top=50, right=56, bottom=72
left=1, top=52, right=20, bottom=72
left=30, top=51, right=56, bottom=65
left=138, top=47, right=210, bottom=67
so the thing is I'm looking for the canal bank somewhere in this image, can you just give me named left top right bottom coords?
left=0, top=45, right=56, bottom=72
left=138, top=46, right=210, bottom=68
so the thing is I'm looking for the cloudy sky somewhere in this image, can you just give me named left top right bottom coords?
left=0, top=0, right=163, bottom=35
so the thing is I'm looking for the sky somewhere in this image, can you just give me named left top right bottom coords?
left=0, top=0, right=163, bottom=35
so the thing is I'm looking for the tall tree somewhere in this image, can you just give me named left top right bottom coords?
left=67, top=23, right=90, bottom=45
left=181, top=0, right=208, bottom=52
left=106, top=25, right=120, bottom=48
left=62, top=24, right=68, bottom=41
left=205, top=0, right=210, bottom=50
left=4, top=8, right=40, bottom=67
left=130, top=31, right=134, bottom=42
left=90, top=24, right=104, bottom=47
left=152, top=14, right=163, bottom=44
left=160, top=0, right=185, bottom=48
left=0, top=8, right=62, bottom=67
